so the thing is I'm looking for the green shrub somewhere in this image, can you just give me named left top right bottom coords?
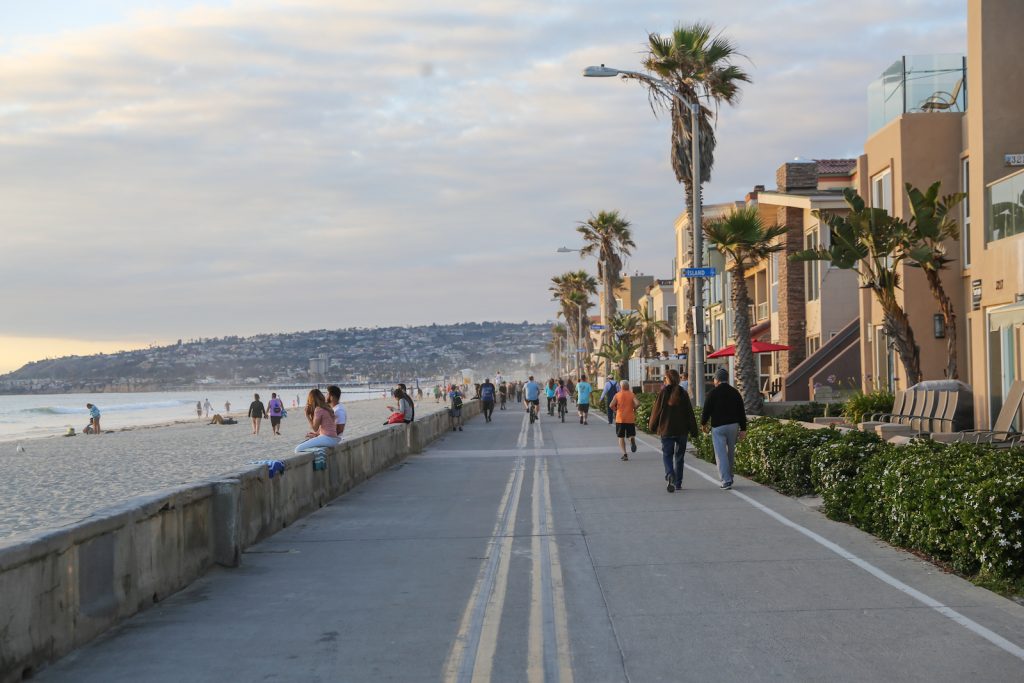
left=842, top=390, right=895, bottom=423
left=780, top=402, right=846, bottom=423
left=734, top=419, right=842, bottom=496
left=635, top=393, right=657, bottom=433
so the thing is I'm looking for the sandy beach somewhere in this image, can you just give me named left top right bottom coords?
left=0, top=397, right=453, bottom=540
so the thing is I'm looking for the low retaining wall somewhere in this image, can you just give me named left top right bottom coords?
left=0, top=401, right=479, bottom=682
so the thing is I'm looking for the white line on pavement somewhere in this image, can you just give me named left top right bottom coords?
left=636, top=434, right=1024, bottom=663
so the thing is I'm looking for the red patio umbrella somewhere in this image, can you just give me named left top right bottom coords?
left=706, top=340, right=792, bottom=359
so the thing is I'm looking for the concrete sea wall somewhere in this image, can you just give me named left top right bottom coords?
left=0, top=401, right=479, bottom=682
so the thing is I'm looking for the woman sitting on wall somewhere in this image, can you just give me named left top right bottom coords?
left=295, top=388, right=341, bottom=453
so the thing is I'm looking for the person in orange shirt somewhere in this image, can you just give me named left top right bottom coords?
left=608, top=379, right=640, bottom=461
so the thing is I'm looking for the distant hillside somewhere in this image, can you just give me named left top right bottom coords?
left=0, top=322, right=551, bottom=394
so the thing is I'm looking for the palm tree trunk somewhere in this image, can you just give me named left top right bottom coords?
left=879, top=292, right=922, bottom=386
left=602, top=264, right=612, bottom=379
left=924, top=269, right=958, bottom=379
left=683, top=179, right=697, bottom=401
left=730, top=265, right=763, bottom=414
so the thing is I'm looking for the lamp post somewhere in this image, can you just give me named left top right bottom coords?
left=556, top=247, right=589, bottom=380
left=582, top=64, right=707, bottom=406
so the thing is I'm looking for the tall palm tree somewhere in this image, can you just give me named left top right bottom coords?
left=902, top=182, right=965, bottom=379
left=704, top=206, right=787, bottom=415
left=577, top=210, right=635, bottom=375
left=626, top=22, right=751, bottom=394
left=550, top=270, right=598, bottom=373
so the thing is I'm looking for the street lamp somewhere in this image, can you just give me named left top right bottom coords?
left=582, top=63, right=707, bottom=406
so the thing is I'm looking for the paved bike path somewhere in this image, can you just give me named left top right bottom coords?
left=38, top=402, right=1024, bottom=681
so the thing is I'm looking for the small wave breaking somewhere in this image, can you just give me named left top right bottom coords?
left=22, top=400, right=195, bottom=415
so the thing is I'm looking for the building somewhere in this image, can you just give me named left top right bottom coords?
left=854, top=0, right=1024, bottom=429
left=637, top=278, right=678, bottom=355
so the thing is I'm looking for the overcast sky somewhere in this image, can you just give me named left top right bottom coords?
left=0, top=0, right=967, bottom=372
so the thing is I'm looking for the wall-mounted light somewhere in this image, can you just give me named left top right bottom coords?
left=933, top=314, right=946, bottom=339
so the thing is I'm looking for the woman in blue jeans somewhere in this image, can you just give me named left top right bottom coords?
left=647, top=369, right=699, bottom=493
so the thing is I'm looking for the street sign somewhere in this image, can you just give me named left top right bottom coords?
left=576, top=348, right=588, bottom=353
left=590, top=324, right=606, bottom=330
left=682, top=267, right=717, bottom=278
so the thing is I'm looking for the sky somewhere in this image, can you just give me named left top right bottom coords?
left=0, top=0, right=967, bottom=373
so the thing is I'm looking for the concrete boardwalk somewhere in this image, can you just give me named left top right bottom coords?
left=40, top=403, right=1024, bottom=682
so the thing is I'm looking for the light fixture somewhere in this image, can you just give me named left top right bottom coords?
left=933, top=314, right=946, bottom=339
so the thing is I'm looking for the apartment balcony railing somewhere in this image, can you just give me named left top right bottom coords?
left=867, top=54, right=966, bottom=135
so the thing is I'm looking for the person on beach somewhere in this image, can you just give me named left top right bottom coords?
left=601, top=377, right=619, bottom=425
left=449, top=385, right=464, bottom=431
left=701, top=368, right=747, bottom=490
left=203, top=399, right=212, bottom=418
left=388, top=387, right=415, bottom=424
left=609, top=380, right=640, bottom=461
left=224, top=400, right=231, bottom=414
left=480, top=377, right=496, bottom=422
left=85, top=403, right=101, bottom=434
left=434, top=385, right=441, bottom=403
left=295, top=389, right=340, bottom=453
left=649, top=369, right=699, bottom=493
left=196, top=401, right=203, bottom=420
left=248, top=394, right=266, bottom=435
left=327, top=385, right=347, bottom=441
left=575, top=374, right=593, bottom=425
left=267, top=393, right=285, bottom=435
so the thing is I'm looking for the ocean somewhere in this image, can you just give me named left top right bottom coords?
left=0, top=386, right=401, bottom=442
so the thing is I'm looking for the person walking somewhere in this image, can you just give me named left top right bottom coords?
left=203, top=398, right=212, bottom=417
left=701, top=368, right=747, bottom=490
left=295, top=389, right=340, bottom=453
left=649, top=369, right=699, bottom=492
left=247, top=393, right=266, bottom=435
left=224, top=400, right=232, bottom=414
left=498, top=382, right=508, bottom=410
left=600, top=376, right=619, bottom=425
left=434, top=385, right=442, bottom=403
left=267, top=392, right=285, bottom=435
left=480, top=377, right=496, bottom=422
left=448, top=385, right=464, bottom=431
left=609, top=380, right=639, bottom=461
left=85, top=403, right=101, bottom=434
left=196, top=401, right=203, bottom=420
left=575, top=374, right=593, bottom=425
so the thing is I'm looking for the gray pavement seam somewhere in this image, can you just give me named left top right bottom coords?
left=634, top=432, right=1024, bottom=663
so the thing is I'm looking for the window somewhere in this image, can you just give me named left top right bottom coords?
left=986, top=169, right=1024, bottom=244
left=806, top=335, right=821, bottom=357
left=666, top=305, right=678, bottom=332
left=769, top=252, right=779, bottom=314
left=805, top=227, right=820, bottom=301
left=871, top=169, right=893, bottom=213
left=962, top=158, right=971, bottom=266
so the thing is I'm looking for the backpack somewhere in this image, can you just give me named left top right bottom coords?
left=606, top=380, right=619, bottom=400
left=452, top=394, right=463, bottom=409
left=481, top=384, right=494, bottom=401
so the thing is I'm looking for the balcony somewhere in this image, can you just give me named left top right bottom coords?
left=867, top=54, right=966, bottom=135
left=987, top=169, right=1024, bottom=243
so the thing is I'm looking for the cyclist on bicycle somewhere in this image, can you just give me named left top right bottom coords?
left=555, top=379, right=569, bottom=421
left=523, top=375, right=542, bottom=418
left=545, top=379, right=557, bottom=415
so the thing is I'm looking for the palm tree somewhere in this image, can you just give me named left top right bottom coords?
left=550, top=270, right=598, bottom=374
left=627, top=23, right=751, bottom=394
left=595, top=336, right=640, bottom=382
left=793, top=188, right=922, bottom=386
left=902, top=182, right=965, bottom=379
left=577, top=210, right=635, bottom=376
left=634, top=308, right=673, bottom=363
left=704, top=205, right=787, bottom=415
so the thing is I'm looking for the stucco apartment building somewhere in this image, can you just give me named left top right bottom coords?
left=856, top=0, right=1024, bottom=429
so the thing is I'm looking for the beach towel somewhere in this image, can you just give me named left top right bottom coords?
left=248, top=459, right=286, bottom=478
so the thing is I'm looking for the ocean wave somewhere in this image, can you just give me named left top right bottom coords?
left=21, top=400, right=195, bottom=415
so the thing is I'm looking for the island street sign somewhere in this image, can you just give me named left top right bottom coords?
left=590, top=324, right=606, bottom=331
left=682, top=267, right=717, bottom=278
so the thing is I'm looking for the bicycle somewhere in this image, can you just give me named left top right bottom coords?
left=547, top=396, right=555, bottom=416
left=557, top=398, right=567, bottom=423
left=528, top=400, right=539, bottom=424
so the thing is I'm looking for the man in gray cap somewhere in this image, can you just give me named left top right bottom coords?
left=701, top=367, right=747, bottom=490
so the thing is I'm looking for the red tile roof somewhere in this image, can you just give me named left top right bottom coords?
left=816, top=158, right=856, bottom=176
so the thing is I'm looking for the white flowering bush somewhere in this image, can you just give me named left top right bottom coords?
left=735, top=419, right=842, bottom=495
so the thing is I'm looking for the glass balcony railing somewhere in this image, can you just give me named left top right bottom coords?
left=987, top=170, right=1024, bottom=243
left=867, top=54, right=966, bottom=135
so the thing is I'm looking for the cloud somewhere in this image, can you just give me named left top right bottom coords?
left=0, top=0, right=967, bottom=351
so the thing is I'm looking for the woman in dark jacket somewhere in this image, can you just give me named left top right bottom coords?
left=648, top=369, right=700, bottom=493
